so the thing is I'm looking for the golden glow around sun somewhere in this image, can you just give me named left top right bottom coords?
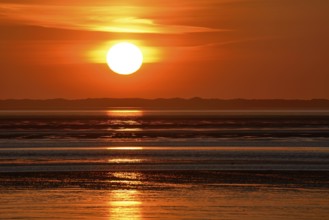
left=106, top=42, right=143, bottom=75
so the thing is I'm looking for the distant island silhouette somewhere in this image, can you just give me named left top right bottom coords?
left=1, top=98, right=329, bottom=110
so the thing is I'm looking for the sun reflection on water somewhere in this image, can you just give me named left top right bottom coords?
left=107, top=110, right=144, bottom=117
left=107, top=147, right=144, bottom=150
left=108, top=172, right=143, bottom=220
left=108, top=158, right=145, bottom=164
left=114, top=128, right=143, bottom=132
left=109, top=189, right=142, bottom=220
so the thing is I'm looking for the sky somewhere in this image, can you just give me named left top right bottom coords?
left=0, top=0, right=328, bottom=99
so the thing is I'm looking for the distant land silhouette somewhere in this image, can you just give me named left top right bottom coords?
left=1, top=98, right=329, bottom=110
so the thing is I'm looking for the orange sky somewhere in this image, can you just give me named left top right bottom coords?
left=0, top=0, right=328, bottom=99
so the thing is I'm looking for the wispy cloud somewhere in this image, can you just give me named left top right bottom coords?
left=0, top=2, right=230, bottom=34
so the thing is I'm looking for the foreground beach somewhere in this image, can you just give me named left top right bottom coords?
left=1, top=170, right=329, bottom=219
left=0, top=110, right=328, bottom=219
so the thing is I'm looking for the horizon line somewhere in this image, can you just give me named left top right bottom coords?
left=1, top=98, right=329, bottom=101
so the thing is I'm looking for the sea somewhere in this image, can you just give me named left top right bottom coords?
left=0, top=109, right=329, bottom=219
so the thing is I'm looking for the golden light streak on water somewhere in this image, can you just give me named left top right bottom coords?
left=106, top=147, right=144, bottom=150
left=108, top=172, right=143, bottom=219
left=108, top=158, right=145, bottom=163
left=106, top=110, right=144, bottom=117
left=109, top=189, right=142, bottom=220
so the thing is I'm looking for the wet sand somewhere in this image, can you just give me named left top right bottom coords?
left=0, top=171, right=328, bottom=219
left=1, top=110, right=328, bottom=219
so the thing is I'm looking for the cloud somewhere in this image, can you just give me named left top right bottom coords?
left=0, top=2, right=229, bottom=34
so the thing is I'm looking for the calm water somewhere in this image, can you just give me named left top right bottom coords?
left=0, top=110, right=329, bottom=219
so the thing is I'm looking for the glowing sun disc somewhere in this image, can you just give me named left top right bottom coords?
left=106, top=42, right=143, bottom=75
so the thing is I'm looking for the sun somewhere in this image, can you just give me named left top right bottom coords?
left=106, top=42, right=143, bottom=75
